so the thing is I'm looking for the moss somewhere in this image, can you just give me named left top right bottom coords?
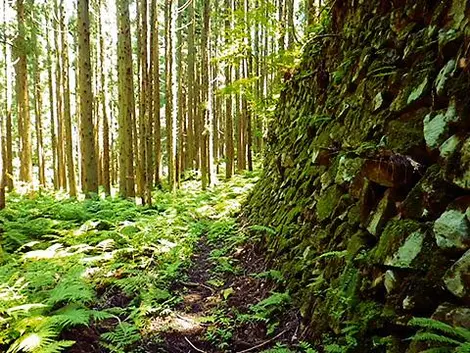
left=346, top=230, right=369, bottom=261
left=370, top=219, right=421, bottom=264
left=385, top=110, right=426, bottom=153
left=316, top=185, right=344, bottom=222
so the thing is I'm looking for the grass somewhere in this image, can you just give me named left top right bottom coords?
left=0, top=173, right=259, bottom=353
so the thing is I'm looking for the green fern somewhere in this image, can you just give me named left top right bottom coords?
left=101, top=322, right=141, bottom=352
left=409, top=317, right=470, bottom=352
left=51, top=305, right=91, bottom=328
left=249, top=225, right=277, bottom=235
left=47, top=282, right=94, bottom=306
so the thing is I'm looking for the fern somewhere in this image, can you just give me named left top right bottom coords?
left=35, top=340, right=76, bottom=353
left=47, top=282, right=94, bottom=306
left=412, top=332, right=462, bottom=346
left=249, top=225, right=277, bottom=235
left=409, top=317, right=470, bottom=352
left=8, top=324, right=57, bottom=353
left=101, top=322, right=141, bottom=352
left=51, top=305, right=91, bottom=328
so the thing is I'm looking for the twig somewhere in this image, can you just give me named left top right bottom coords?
left=181, top=281, right=215, bottom=292
left=184, top=337, right=207, bottom=353
left=235, top=330, right=287, bottom=353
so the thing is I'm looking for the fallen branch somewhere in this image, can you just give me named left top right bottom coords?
left=184, top=337, right=207, bottom=353
left=236, top=330, right=287, bottom=353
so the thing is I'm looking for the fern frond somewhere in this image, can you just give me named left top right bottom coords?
left=101, top=322, right=140, bottom=349
left=90, top=310, right=115, bottom=322
left=37, top=340, right=75, bottom=353
left=409, top=318, right=459, bottom=337
left=51, top=305, right=91, bottom=328
left=8, top=327, right=56, bottom=353
left=420, top=348, right=453, bottom=353
left=412, top=332, right=461, bottom=346
left=47, top=282, right=94, bottom=306
left=456, top=342, right=470, bottom=353
left=249, top=225, right=276, bottom=235
left=453, top=327, right=470, bottom=342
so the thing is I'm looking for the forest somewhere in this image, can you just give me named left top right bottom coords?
left=1, top=0, right=470, bottom=352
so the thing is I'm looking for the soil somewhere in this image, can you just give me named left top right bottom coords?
left=63, top=238, right=302, bottom=353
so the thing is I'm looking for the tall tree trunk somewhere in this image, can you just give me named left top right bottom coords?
left=14, top=0, right=33, bottom=183
left=98, top=0, right=111, bottom=195
left=60, top=0, right=77, bottom=196
left=45, top=13, right=58, bottom=190
left=186, top=0, right=195, bottom=171
left=287, top=0, right=295, bottom=49
left=201, top=0, right=210, bottom=189
left=78, top=0, right=98, bottom=195
left=116, top=0, right=136, bottom=198
left=224, top=0, right=234, bottom=179
left=176, top=0, right=184, bottom=185
left=165, top=0, right=177, bottom=191
left=4, top=0, right=13, bottom=190
left=151, top=0, right=161, bottom=186
left=33, top=48, right=45, bottom=187
left=54, top=0, right=66, bottom=189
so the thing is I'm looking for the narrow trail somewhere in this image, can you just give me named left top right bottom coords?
left=150, top=236, right=301, bottom=352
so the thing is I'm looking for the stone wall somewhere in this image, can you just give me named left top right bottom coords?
left=244, top=0, right=470, bottom=351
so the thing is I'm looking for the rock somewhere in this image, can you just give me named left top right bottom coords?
left=435, top=59, right=456, bottom=96
left=439, top=134, right=460, bottom=159
left=423, top=102, right=459, bottom=150
left=371, top=220, right=421, bottom=265
left=407, top=77, right=430, bottom=104
left=384, top=270, right=398, bottom=294
left=335, top=156, right=363, bottom=185
left=362, top=153, right=422, bottom=188
left=384, top=230, right=426, bottom=269
left=402, top=296, right=415, bottom=310
left=373, top=92, right=385, bottom=111
left=433, top=209, right=470, bottom=250
left=367, top=190, right=396, bottom=237
left=400, top=164, right=460, bottom=220
left=432, top=303, right=470, bottom=329
left=444, top=249, right=470, bottom=299
left=315, top=185, right=343, bottom=222
left=451, top=137, right=470, bottom=190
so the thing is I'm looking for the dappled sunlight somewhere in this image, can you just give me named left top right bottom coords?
left=147, top=311, right=206, bottom=335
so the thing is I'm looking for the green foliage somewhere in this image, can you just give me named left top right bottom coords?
left=408, top=317, right=470, bottom=352
left=100, top=323, right=141, bottom=353
left=0, top=173, right=259, bottom=352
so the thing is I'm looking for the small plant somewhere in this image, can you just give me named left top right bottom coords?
left=239, top=292, right=291, bottom=334
left=408, top=317, right=470, bottom=352
left=101, top=322, right=141, bottom=353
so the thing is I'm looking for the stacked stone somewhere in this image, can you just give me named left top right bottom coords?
left=244, top=0, right=470, bottom=350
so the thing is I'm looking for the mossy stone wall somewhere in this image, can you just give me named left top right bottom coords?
left=244, top=1, right=470, bottom=351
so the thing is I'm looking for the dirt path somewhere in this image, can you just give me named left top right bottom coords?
left=64, top=232, right=302, bottom=353
left=149, top=237, right=302, bottom=353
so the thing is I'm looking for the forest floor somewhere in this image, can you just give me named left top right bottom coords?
left=0, top=172, right=313, bottom=353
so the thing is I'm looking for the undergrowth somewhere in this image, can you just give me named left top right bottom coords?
left=0, top=173, right=259, bottom=353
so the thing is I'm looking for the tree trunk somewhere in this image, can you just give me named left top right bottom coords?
left=98, top=1, right=111, bottom=196
left=60, top=0, right=77, bottom=196
left=4, top=0, right=13, bottom=191
left=224, top=0, right=233, bottom=179
left=14, top=0, right=33, bottom=183
left=77, top=0, right=98, bottom=195
left=116, top=0, right=136, bottom=198
left=151, top=0, right=161, bottom=187
left=33, top=47, right=45, bottom=187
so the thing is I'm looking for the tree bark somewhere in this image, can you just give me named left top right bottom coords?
left=116, top=0, right=136, bottom=198
left=60, top=0, right=77, bottom=196
left=14, top=0, right=33, bottom=183
left=78, top=0, right=99, bottom=195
